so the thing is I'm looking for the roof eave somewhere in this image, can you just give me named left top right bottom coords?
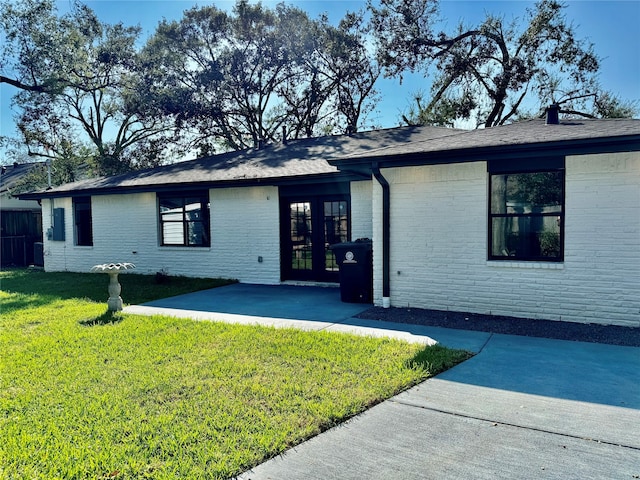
left=16, top=171, right=361, bottom=200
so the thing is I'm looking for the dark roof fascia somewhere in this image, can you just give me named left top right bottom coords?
left=16, top=190, right=51, bottom=201
left=332, top=134, right=640, bottom=170
left=17, top=171, right=364, bottom=201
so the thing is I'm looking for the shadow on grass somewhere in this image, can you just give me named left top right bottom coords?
left=406, top=344, right=474, bottom=376
left=0, top=294, right=59, bottom=315
left=80, top=309, right=125, bottom=326
left=2, top=268, right=235, bottom=305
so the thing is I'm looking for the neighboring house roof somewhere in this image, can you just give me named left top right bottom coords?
left=18, top=118, right=640, bottom=200
left=1, top=162, right=45, bottom=211
left=19, top=125, right=461, bottom=199
left=0, top=162, right=44, bottom=197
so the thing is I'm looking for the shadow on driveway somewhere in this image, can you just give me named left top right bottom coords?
left=434, top=333, right=640, bottom=410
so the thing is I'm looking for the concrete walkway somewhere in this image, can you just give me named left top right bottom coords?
left=124, top=283, right=485, bottom=350
left=124, top=284, right=640, bottom=479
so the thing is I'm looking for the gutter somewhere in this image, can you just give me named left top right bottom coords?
left=371, top=162, right=390, bottom=308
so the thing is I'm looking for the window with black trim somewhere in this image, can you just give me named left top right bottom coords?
left=489, top=161, right=564, bottom=261
left=159, top=193, right=210, bottom=247
left=73, top=197, right=93, bottom=246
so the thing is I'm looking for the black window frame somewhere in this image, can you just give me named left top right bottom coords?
left=158, top=192, right=210, bottom=247
left=488, top=158, right=565, bottom=262
left=73, top=196, right=93, bottom=246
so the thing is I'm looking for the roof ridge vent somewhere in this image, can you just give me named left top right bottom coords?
left=546, top=104, right=560, bottom=125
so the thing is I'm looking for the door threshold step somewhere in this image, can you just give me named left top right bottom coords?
left=281, top=280, right=338, bottom=288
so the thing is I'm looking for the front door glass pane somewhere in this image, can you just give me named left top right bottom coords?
left=290, top=202, right=312, bottom=272
left=324, top=200, right=348, bottom=272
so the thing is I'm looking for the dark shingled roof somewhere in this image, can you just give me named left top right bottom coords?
left=19, top=118, right=640, bottom=199
left=332, top=118, right=640, bottom=166
left=0, top=162, right=44, bottom=196
left=23, top=125, right=460, bottom=198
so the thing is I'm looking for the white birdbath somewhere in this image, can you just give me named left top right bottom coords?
left=90, top=262, right=136, bottom=311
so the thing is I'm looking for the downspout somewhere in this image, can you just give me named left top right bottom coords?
left=371, top=162, right=391, bottom=308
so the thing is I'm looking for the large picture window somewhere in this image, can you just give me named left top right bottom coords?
left=73, top=197, right=93, bottom=246
left=489, top=165, right=564, bottom=261
left=159, top=193, right=210, bottom=247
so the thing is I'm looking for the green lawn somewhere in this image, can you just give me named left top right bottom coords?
left=0, top=269, right=471, bottom=479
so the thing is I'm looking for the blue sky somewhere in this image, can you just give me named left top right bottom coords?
left=1, top=0, right=638, bottom=158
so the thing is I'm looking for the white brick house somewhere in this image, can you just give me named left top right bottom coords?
left=20, top=116, right=640, bottom=327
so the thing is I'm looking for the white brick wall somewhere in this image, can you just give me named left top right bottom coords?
left=209, top=186, right=280, bottom=284
left=374, top=152, right=640, bottom=327
left=42, top=198, right=73, bottom=271
left=350, top=180, right=373, bottom=239
left=562, top=152, right=640, bottom=326
left=40, top=181, right=372, bottom=285
left=42, top=186, right=281, bottom=284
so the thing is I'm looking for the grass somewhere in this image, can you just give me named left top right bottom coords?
left=0, top=268, right=234, bottom=306
left=0, top=269, right=472, bottom=479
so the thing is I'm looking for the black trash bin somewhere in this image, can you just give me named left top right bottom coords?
left=331, top=238, right=373, bottom=303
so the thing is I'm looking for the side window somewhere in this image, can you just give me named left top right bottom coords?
left=73, top=197, right=93, bottom=246
left=159, top=192, right=210, bottom=247
left=489, top=166, right=564, bottom=261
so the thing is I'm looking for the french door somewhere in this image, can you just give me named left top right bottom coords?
left=281, top=195, right=350, bottom=282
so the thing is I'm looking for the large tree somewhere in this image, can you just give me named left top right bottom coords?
left=369, top=0, right=633, bottom=127
left=140, top=0, right=379, bottom=154
left=0, top=0, right=72, bottom=93
left=317, top=12, right=381, bottom=134
left=3, top=0, right=380, bottom=174
left=1, top=0, right=179, bottom=176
